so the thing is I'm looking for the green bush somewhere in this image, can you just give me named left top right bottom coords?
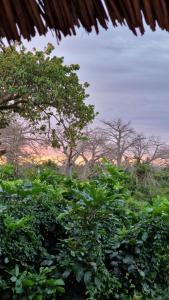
left=0, top=164, right=15, bottom=180
left=0, top=164, right=169, bottom=299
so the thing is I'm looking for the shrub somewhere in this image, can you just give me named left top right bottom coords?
left=0, top=164, right=169, bottom=299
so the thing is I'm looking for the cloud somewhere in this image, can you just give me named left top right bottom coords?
left=23, top=24, right=169, bottom=141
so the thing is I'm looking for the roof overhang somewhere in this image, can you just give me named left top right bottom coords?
left=0, top=0, right=169, bottom=43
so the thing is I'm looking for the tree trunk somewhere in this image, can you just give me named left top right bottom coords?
left=116, top=155, right=122, bottom=166
left=81, top=163, right=89, bottom=179
left=64, top=149, right=74, bottom=178
left=65, top=162, right=73, bottom=177
left=116, top=138, right=122, bottom=166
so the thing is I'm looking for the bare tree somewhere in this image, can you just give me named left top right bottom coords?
left=131, top=134, right=169, bottom=165
left=102, top=118, right=137, bottom=166
left=41, top=118, right=87, bottom=177
left=77, top=128, right=114, bottom=177
left=0, top=116, right=43, bottom=175
left=131, top=134, right=150, bottom=164
left=146, top=136, right=169, bottom=164
left=39, top=101, right=96, bottom=177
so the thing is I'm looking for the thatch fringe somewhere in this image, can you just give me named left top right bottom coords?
left=0, top=0, right=169, bottom=42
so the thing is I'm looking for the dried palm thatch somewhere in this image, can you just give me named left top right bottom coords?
left=0, top=0, right=169, bottom=43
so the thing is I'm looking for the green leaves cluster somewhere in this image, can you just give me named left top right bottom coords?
left=0, top=163, right=169, bottom=299
left=0, top=44, right=96, bottom=140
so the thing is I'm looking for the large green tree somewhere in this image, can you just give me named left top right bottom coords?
left=0, top=44, right=96, bottom=171
left=0, top=43, right=95, bottom=125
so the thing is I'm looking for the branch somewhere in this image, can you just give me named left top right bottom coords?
left=0, top=99, right=26, bottom=110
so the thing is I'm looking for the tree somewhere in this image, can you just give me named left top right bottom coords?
left=78, top=128, right=114, bottom=178
left=146, top=136, right=169, bottom=164
left=0, top=44, right=96, bottom=175
left=131, top=134, right=150, bottom=164
left=102, top=118, right=137, bottom=166
left=0, top=43, right=95, bottom=127
left=131, top=134, right=169, bottom=165
left=0, top=116, right=43, bottom=175
left=38, top=98, right=96, bottom=177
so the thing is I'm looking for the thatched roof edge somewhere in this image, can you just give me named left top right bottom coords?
left=0, top=0, right=169, bottom=42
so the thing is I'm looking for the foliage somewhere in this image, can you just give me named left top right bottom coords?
left=0, top=44, right=97, bottom=177
left=1, top=265, right=65, bottom=300
left=0, top=163, right=169, bottom=299
left=0, top=44, right=96, bottom=139
left=107, top=213, right=169, bottom=298
left=0, top=164, right=15, bottom=180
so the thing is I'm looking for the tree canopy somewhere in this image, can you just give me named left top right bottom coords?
left=0, top=43, right=96, bottom=129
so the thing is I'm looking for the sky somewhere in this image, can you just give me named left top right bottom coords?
left=23, top=24, right=169, bottom=141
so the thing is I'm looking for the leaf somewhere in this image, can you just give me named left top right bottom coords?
left=4, top=257, right=9, bottom=264
left=63, top=270, right=71, bottom=278
left=41, top=259, right=53, bottom=266
left=142, top=232, right=148, bottom=242
left=56, top=286, right=65, bottom=293
left=94, top=277, right=102, bottom=289
left=123, top=256, right=134, bottom=265
left=15, top=286, right=23, bottom=294
left=110, top=251, right=118, bottom=259
left=15, top=265, right=19, bottom=277
left=4, top=215, right=32, bottom=231
left=70, top=251, right=76, bottom=257
left=90, top=262, right=97, bottom=272
left=52, top=279, right=65, bottom=286
left=10, top=276, right=17, bottom=282
left=0, top=205, right=6, bottom=213
left=84, top=271, right=92, bottom=285
left=35, top=295, right=43, bottom=300
left=146, top=207, right=153, bottom=213
left=23, top=279, right=34, bottom=287
left=76, top=269, right=84, bottom=282
left=138, top=269, right=145, bottom=278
